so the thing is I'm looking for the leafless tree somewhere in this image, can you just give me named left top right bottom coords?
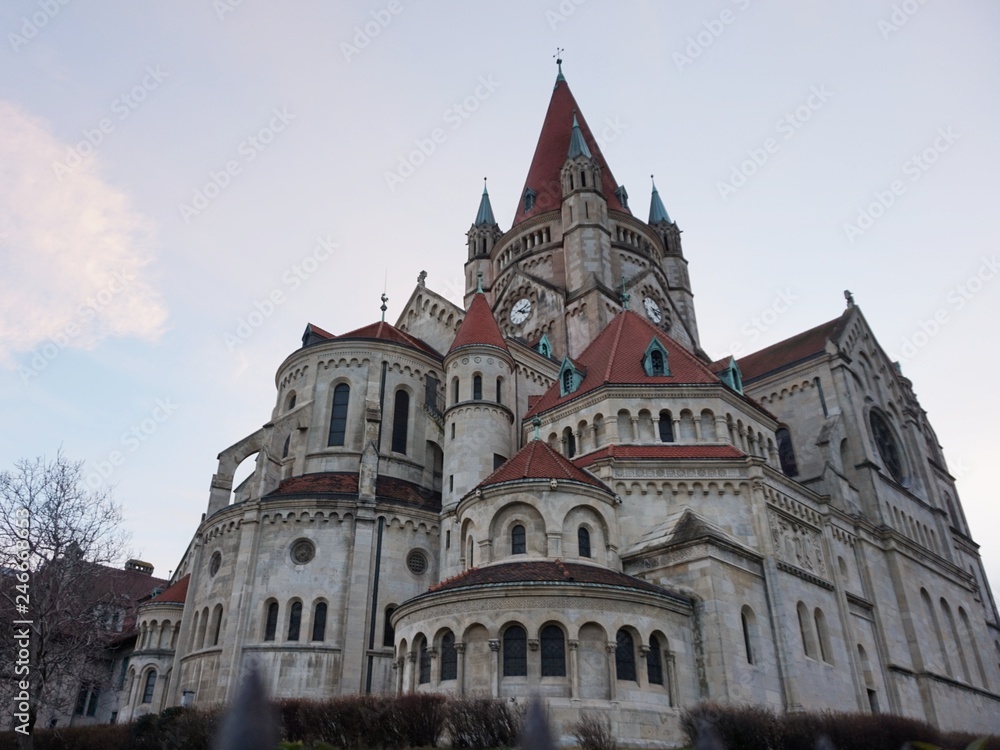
left=0, top=451, right=131, bottom=749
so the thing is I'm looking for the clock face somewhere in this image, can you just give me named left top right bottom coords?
left=510, top=297, right=532, bottom=325
left=643, top=297, right=662, bottom=323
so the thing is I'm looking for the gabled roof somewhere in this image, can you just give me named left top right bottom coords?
left=426, top=560, right=674, bottom=598
left=449, top=293, right=508, bottom=354
left=574, top=444, right=746, bottom=468
left=525, top=311, right=721, bottom=418
left=736, top=310, right=851, bottom=383
left=474, top=439, right=610, bottom=494
left=146, top=574, right=189, bottom=605
left=335, top=320, right=442, bottom=358
left=512, top=73, right=628, bottom=227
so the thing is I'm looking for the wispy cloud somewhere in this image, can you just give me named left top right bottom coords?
left=0, top=101, right=167, bottom=368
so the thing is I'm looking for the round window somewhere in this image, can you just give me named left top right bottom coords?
left=406, top=549, right=428, bottom=575
left=869, top=411, right=904, bottom=484
left=290, top=538, right=316, bottom=565
left=209, top=551, right=221, bottom=577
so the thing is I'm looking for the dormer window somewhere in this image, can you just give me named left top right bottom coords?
left=615, top=185, right=629, bottom=210
left=523, top=187, right=537, bottom=212
left=718, top=357, right=744, bottom=395
left=536, top=334, right=552, bottom=359
left=642, top=338, right=671, bottom=377
left=558, top=357, right=583, bottom=397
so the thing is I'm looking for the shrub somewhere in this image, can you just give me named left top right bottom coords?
left=446, top=697, right=524, bottom=749
left=569, top=713, right=617, bottom=750
left=396, top=693, right=447, bottom=747
left=682, top=702, right=781, bottom=750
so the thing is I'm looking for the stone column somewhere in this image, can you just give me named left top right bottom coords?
left=568, top=640, right=580, bottom=699
left=716, top=415, right=729, bottom=444
left=407, top=651, right=417, bottom=693
left=575, top=428, right=584, bottom=454
left=455, top=642, right=466, bottom=697
left=630, top=417, right=639, bottom=442
left=666, top=651, right=678, bottom=707
left=427, top=647, right=439, bottom=688
left=394, top=657, right=404, bottom=695
left=489, top=639, right=500, bottom=697
left=638, top=644, right=650, bottom=689
left=606, top=642, right=618, bottom=701
left=591, top=424, right=600, bottom=449
left=673, top=418, right=682, bottom=442
left=694, top=418, right=703, bottom=442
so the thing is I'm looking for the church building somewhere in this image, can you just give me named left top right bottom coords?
left=117, top=63, right=1000, bottom=743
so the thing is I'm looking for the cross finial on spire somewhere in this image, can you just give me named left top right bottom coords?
left=619, top=275, right=630, bottom=311
left=380, top=292, right=388, bottom=321
left=844, top=289, right=855, bottom=307
left=554, top=48, right=565, bottom=84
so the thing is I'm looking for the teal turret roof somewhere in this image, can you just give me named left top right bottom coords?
left=474, top=180, right=496, bottom=226
left=649, top=177, right=671, bottom=224
left=567, top=113, right=593, bottom=159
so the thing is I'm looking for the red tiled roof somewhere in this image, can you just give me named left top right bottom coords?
left=475, top=439, right=610, bottom=493
left=512, top=76, right=628, bottom=227
left=737, top=312, right=849, bottom=382
left=449, top=293, right=508, bottom=354
left=305, top=323, right=334, bottom=340
left=427, top=560, right=671, bottom=596
left=574, top=444, right=746, bottom=468
left=525, top=311, right=721, bottom=418
left=334, top=320, right=442, bottom=358
left=264, top=472, right=441, bottom=510
left=147, top=574, right=189, bottom=604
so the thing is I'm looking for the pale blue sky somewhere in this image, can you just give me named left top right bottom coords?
left=1, top=1, right=998, bottom=589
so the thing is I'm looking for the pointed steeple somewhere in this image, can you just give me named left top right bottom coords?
left=649, top=176, right=671, bottom=224
left=567, top=113, right=592, bottom=159
left=512, top=66, right=628, bottom=227
left=474, top=178, right=496, bottom=226
left=449, top=292, right=508, bottom=354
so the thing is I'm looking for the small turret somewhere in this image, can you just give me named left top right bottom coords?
left=648, top=176, right=699, bottom=348
left=464, top=179, right=502, bottom=306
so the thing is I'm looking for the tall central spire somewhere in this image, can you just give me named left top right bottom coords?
left=511, top=64, right=629, bottom=227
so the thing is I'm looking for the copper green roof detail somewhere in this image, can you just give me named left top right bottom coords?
left=649, top=176, right=671, bottom=224
left=474, top=180, right=496, bottom=226
left=567, top=114, right=592, bottom=159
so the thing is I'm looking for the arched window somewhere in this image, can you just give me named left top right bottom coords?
left=391, top=390, right=409, bottom=454
left=870, top=410, right=904, bottom=483
left=647, top=634, right=664, bottom=685
left=578, top=527, right=591, bottom=558
left=776, top=428, right=799, bottom=477
left=503, top=625, right=527, bottom=676
left=473, top=375, right=483, bottom=400
left=814, top=608, right=832, bottom=663
left=141, top=670, right=157, bottom=704
left=312, top=602, right=327, bottom=642
left=566, top=430, right=576, bottom=458
left=287, top=601, right=303, bottom=641
left=511, top=524, right=526, bottom=555
left=285, top=392, right=296, bottom=411
left=440, top=631, right=458, bottom=681
left=496, top=377, right=503, bottom=404
left=650, top=349, right=665, bottom=376
left=328, top=384, right=350, bottom=446
left=562, top=369, right=574, bottom=394
left=741, top=607, right=756, bottom=664
left=282, top=435, right=290, bottom=459
left=212, top=605, right=224, bottom=646
left=418, top=638, right=431, bottom=684
left=658, top=410, right=674, bottom=442
left=452, top=377, right=460, bottom=405
left=615, top=629, right=637, bottom=681
left=383, top=607, right=395, bottom=648
left=263, top=602, right=278, bottom=641
left=797, top=601, right=816, bottom=658
left=540, top=625, right=566, bottom=676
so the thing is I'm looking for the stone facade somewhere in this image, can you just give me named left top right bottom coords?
left=120, top=68, right=1000, bottom=743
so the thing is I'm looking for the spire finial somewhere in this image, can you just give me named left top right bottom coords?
left=483, top=176, right=488, bottom=194
left=531, top=415, right=542, bottom=441
left=651, top=174, right=656, bottom=189
left=619, top=275, right=631, bottom=311
left=476, top=272, right=483, bottom=294
left=554, top=48, right=565, bottom=84
left=380, top=292, right=388, bottom=321
left=844, top=290, right=855, bottom=308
